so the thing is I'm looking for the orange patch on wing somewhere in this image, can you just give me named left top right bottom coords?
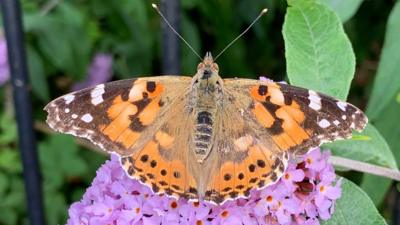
left=248, top=145, right=273, bottom=185
left=252, top=102, right=275, bottom=128
left=218, top=162, right=235, bottom=195
left=138, top=97, right=162, bottom=125
left=250, top=86, right=266, bottom=101
left=155, top=131, right=174, bottom=149
left=103, top=103, right=138, bottom=141
left=128, top=80, right=164, bottom=101
left=233, top=159, right=249, bottom=192
left=250, top=83, right=285, bottom=106
left=115, top=129, right=140, bottom=148
left=206, top=144, right=277, bottom=201
left=169, top=160, right=188, bottom=196
left=276, top=107, right=309, bottom=144
left=272, top=134, right=291, bottom=150
left=126, top=140, right=196, bottom=198
left=147, top=82, right=164, bottom=98
left=107, top=95, right=137, bottom=120
left=281, top=101, right=305, bottom=123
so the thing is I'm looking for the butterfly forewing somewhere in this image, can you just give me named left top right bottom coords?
left=223, top=78, right=368, bottom=156
left=45, top=76, right=192, bottom=156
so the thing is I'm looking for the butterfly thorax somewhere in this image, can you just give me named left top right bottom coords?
left=190, top=53, right=224, bottom=163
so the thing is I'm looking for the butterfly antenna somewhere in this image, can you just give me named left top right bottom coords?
left=152, top=3, right=202, bottom=61
left=214, top=8, right=268, bottom=61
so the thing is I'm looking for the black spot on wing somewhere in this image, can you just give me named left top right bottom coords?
left=258, top=85, right=268, bottom=96
left=146, top=81, right=156, bottom=93
left=260, top=100, right=284, bottom=135
left=129, top=117, right=146, bottom=132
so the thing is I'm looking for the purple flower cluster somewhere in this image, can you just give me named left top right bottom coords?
left=0, top=34, right=10, bottom=86
left=67, top=148, right=341, bottom=225
left=72, top=53, right=113, bottom=91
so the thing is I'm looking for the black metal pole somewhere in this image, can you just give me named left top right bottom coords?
left=161, top=0, right=181, bottom=74
left=0, top=1, right=45, bottom=225
left=394, top=186, right=400, bottom=225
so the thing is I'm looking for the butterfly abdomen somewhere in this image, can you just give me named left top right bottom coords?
left=194, top=110, right=215, bottom=162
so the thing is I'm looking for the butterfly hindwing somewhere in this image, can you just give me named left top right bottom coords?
left=120, top=99, right=201, bottom=201
left=45, top=76, right=192, bottom=156
left=199, top=89, right=289, bottom=204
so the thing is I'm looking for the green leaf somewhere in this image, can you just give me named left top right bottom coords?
left=24, top=3, right=93, bottom=79
left=283, top=0, right=355, bottom=100
left=0, top=149, right=22, bottom=173
left=0, top=208, right=18, bottom=225
left=364, top=93, right=400, bottom=206
left=0, top=172, right=8, bottom=197
left=323, top=178, right=387, bottom=225
left=0, top=113, right=17, bottom=145
left=360, top=175, right=391, bottom=206
left=27, top=46, right=49, bottom=101
left=366, top=2, right=400, bottom=120
left=374, top=94, right=400, bottom=165
left=320, top=0, right=364, bottom=22
left=44, top=191, right=67, bottom=225
left=324, top=124, right=397, bottom=169
left=0, top=177, right=25, bottom=208
left=39, top=134, right=88, bottom=189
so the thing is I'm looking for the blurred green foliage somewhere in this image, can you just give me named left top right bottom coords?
left=0, top=0, right=399, bottom=224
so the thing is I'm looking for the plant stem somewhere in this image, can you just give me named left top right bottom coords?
left=329, top=155, right=400, bottom=181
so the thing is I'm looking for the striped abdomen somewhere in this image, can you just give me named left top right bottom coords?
left=194, top=110, right=214, bottom=162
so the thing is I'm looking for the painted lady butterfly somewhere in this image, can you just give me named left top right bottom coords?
left=45, top=52, right=367, bottom=204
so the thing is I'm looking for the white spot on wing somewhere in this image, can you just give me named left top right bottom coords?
left=64, top=108, right=70, bottom=113
left=72, top=114, right=78, bottom=119
left=342, top=115, right=347, bottom=120
left=91, top=84, right=105, bottom=105
left=318, top=119, right=331, bottom=128
left=63, top=94, right=75, bottom=104
left=81, top=113, right=93, bottom=123
left=129, top=81, right=146, bottom=102
left=308, top=90, right=321, bottom=110
left=234, top=135, right=253, bottom=151
left=337, top=101, right=347, bottom=111
left=333, top=120, right=340, bottom=126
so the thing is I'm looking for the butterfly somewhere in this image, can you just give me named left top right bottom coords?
left=45, top=52, right=367, bottom=204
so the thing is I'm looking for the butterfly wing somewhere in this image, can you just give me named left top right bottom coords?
left=45, top=76, right=192, bottom=156
left=202, top=101, right=288, bottom=204
left=201, top=78, right=367, bottom=204
left=224, top=78, right=367, bottom=154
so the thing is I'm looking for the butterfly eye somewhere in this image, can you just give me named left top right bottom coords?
left=197, top=63, right=205, bottom=70
left=216, top=80, right=220, bottom=85
left=212, top=63, right=219, bottom=72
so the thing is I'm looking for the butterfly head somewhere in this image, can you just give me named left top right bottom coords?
left=196, top=52, right=220, bottom=79
left=193, top=52, right=223, bottom=93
